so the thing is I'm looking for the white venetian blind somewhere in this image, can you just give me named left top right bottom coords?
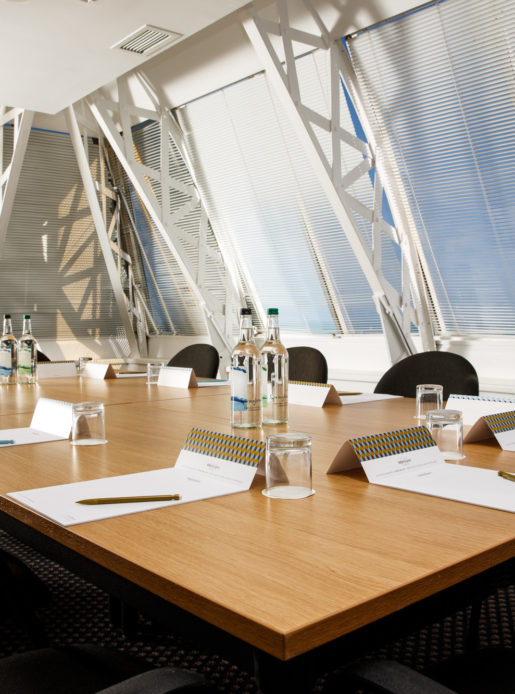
left=0, top=126, right=128, bottom=348
left=177, top=51, right=392, bottom=334
left=348, top=0, right=515, bottom=335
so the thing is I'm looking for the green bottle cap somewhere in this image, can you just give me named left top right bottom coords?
left=24, top=314, right=30, bottom=319
left=267, top=308, right=278, bottom=315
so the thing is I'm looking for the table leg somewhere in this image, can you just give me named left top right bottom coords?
left=253, top=650, right=316, bottom=694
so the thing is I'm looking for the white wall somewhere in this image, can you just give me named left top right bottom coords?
left=39, top=331, right=515, bottom=396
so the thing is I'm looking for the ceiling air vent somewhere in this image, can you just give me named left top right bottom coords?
left=111, top=25, right=182, bottom=56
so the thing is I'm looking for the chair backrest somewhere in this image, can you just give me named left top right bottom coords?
left=373, top=350, right=479, bottom=400
left=287, top=346, right=328, bottom=384
left=167, top=344, right=220, bottom=379
left=37, top=349, right=50, bottom=362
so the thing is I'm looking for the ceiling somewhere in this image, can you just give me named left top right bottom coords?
left=0, top=0, right=250, bottom=115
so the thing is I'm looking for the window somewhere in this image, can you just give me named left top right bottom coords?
left=347, top=0, right=515, bottom=335
left=177, top=54, right=397, bottom=334
left=0, top=127, right=127, bottom=348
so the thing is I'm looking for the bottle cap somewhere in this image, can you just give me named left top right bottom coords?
left=240, top=308, right=252, bottom=315
left=24, top=314, right=30, bottom=319
left=267, top=308, right=278, bottom=315
left=4, top=314, right=10, bottom=319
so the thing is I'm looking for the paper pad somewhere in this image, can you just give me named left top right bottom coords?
left=8, top=427, right=266, bottom=526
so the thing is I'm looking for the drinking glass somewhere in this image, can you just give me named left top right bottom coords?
left=263, top=433, right=314, bottom=499
left=426, top=408, right=465, bottom=461
left=147, top=362, right=164, bottom=384
left=415, top=384, right=443, bottom=420
left=71, top=401, right=107, bottom=445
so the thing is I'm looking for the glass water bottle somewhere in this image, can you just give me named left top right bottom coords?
left=0, top=314, right=17, bottom=385
left=17, top=314, right=37, bottom=384
left=230, top=308, right=262, bottom=428
left=260, top=308, right=288, bottom=424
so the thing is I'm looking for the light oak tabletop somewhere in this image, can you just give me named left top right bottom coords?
left=0, top=382, right=513, bottom=661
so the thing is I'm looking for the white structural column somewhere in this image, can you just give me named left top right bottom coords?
left=87, top=75, right=246, bottom=368
left=243, top=0, right=436, bottom=362
left=0, top=108, right=34, bottom=255
left=65, top=106, right=141, bottom=358
left=336, top=43, right=443, bottom=344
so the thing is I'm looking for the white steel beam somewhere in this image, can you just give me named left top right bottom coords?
left=244, top=0, right=438, bottom=361
left=66, top=106, right=141, bottom=358
left=0, top=108, right=34, bottom=256
left=336, top=43, right=443, bottom=345
left=135, top=71, right=255, bottom=343
left=87, top=76, right=247, bottom=370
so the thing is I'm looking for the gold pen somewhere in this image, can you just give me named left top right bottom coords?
left=498, top=471, right=515, bottom=483
left=76, top=494, right=181, bottom=505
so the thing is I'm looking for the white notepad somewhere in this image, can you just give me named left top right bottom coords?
left=8, top=427, right=266, bottom=525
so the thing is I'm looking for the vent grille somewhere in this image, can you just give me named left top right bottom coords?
left=112, top=25, right=182, bottom=56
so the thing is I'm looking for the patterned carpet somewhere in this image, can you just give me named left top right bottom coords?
left=0, top=529, right=513, bottom=693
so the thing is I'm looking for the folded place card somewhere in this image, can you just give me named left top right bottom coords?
left=81, top=363, right=117, bottom=380
left=464, top=410, right=515, bottom=451
left=328, top=426, right=438, bottom=475
left=338, top=393, right=402, bottom=405
left=7, top=427, right=266, bottom=526
left=176, top=426, right=265, bottom=486
left=288, top=381, right=341, bottom=407
left=37, top=361, right=77, bottom=379
left=158, top=366, right=198, bottom=388
left=446, top=394, right=515, bottom=426
left=0, top=397, right=73, bottom=446
left=327, top=426, right=515, bottom=513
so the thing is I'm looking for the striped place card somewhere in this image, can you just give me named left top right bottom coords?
left=447, top=394, right=515, bottom=425
left=465, top=410, right=515, bottom=451
left=182, top=427, right=265, bottom=468
left=346, top=426, right=437, bottom=462
left=327, top=425, right=439, bottom=476
left=175, top=427, right=266, bottom=489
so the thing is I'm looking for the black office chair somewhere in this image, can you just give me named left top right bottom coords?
left=287, top=346, right=328, bottom=384
left=373, top=351, right=479, bottom=400
left=323, top=647, right=515, bottom=693
left=0, top=644, right=212, bottom=693
left=167, top=344, right=220, bottom=379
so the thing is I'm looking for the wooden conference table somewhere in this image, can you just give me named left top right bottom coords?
left=0, top=377, right=514, bottom=692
